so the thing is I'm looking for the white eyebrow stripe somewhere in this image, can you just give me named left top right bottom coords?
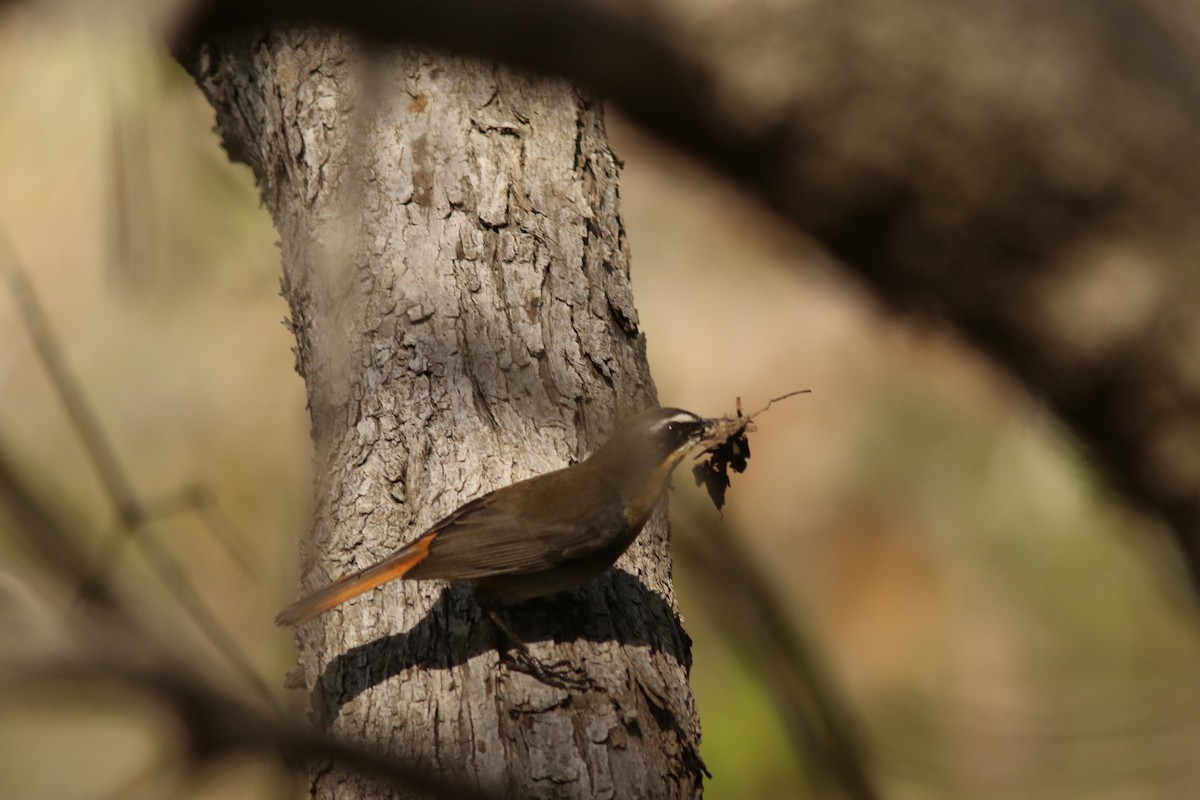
left=648, top=412, right=702, bottom=434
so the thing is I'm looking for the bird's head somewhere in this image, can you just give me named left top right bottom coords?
left=590, top=406, right=714, bottom=479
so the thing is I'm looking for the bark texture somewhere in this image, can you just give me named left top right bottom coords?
left=185, top=31, right=703, bottom=799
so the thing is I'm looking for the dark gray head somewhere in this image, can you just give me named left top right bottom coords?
left=591, top=406, right=712, bottom=471
left=640, top=407, right=710, bottom=456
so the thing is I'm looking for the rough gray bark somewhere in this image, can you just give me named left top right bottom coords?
left=184, top=30, right=704, bottom=799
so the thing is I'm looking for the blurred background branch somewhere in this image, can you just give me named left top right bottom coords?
left=674, top=495, right=877, bottom=799
left=0, top=232, right=277, bottom=704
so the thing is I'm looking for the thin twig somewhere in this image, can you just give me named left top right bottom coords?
left=747, top=389, right=812, bottom=420
left=0, top=230, right=276, bottom=707
left=0, top=232, right=141, bottom=525
left=9, top=655, right=506, bottom=800
left=96, top=484, right=260, bottom=579
left=119, top=517, right=281, bottom=704
left=0, top=439, right=117, bottom=609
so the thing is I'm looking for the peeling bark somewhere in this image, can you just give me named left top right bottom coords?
left=185, top=31, right=703, bottom=799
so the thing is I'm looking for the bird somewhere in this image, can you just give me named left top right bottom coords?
left=275, top=406, right=714, bottom=626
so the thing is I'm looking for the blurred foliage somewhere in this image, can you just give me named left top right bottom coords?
left=2, top=7, right=1200, bottom=800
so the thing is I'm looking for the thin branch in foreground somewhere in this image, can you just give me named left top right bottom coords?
left=0, top=230, right=276, bottom=706
left=101, top=483, right=260, bottom=579
left=4, top=655, right=506, bottom=800
left=0, top=438, right=117, bottom=609
left=0, top=230, right=143, bottom=526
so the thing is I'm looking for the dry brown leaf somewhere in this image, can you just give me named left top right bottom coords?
left=692, top=391, right=809, bottom=512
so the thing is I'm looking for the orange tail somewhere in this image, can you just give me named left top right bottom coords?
left=274, top=534, right=435, bottom=626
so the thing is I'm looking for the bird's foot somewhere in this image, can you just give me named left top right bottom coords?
left=486, top=608, right=590, bottom=690
left=498, top=646, right=591, bottom=691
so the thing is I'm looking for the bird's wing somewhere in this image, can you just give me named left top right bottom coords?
left=407, top=486, right=622, bottom=580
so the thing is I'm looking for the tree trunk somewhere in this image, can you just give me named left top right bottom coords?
left=183, top=30, right=704, bottom=799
